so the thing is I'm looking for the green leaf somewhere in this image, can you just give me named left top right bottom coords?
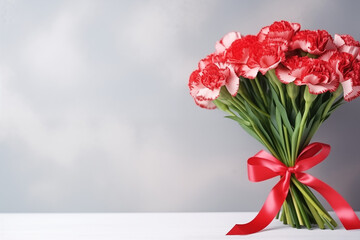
left=269, top=121, right=286, bottom=160
left=243, top=101, right=274, bottom=147
left=270, top=86, right=294, bottom=136
left=291, top=112, right=302, bottom=160
left=309, top=94, right=323, bottom=116
left=225, top=115, right=250, bottom=127
left=213, top=99, right=235, bottom=116
left=289, top=107, right=297, bottom=127
left=242, top=125, right=262, bottom=143
left=325, top=98, right=344, bottom=120
left=269, top=102, right=279, bottom=130
left=301, top=99, right=329, bottom=149
left=269, top=121, right=282, bottom=144
left=226, top=116, right=262, bottom=143
left=316, top=99, right=331, bottom=122
left=302, top=115, right=315, bottom=141
left=275, top=107, right=284, bottom=145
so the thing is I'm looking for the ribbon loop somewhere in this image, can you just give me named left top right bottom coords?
left=227, top=142, right=360, bottom=235
left=247, top=150, right=287, bottom=182
left=295, top=143, right=331, bottom=172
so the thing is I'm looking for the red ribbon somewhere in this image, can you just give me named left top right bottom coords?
left=227, top=142, right=360, bottom=235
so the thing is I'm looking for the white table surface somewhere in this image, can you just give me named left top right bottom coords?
left=0, top=212, right=359, bottom=240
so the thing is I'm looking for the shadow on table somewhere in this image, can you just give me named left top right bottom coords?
left=263, top=224, right=346, bottom=232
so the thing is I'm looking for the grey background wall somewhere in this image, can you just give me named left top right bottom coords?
left=0, top=0, right=359, bottom=212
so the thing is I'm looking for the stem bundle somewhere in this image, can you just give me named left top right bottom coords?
left=214, top=70, right=344, bottom=229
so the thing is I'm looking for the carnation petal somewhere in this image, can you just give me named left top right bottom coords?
left=225, top=67, right=240, bottom=96
left=344, top=85, right=360, bottom=101
left=339, top=45, right=360, bottom=57
left=292, top=23, right=301, bottom=32
left=239, top=65, right=260, bottom=79
left=307, top=81, right=338, bottom=94
left=319, top=51, right=336, bottom=61
left=258, top=55, right=281, bottom=74
left=197, top=87, right=221, bottom=100
left=324, top=39, right=337, bottom=52
left=290, top=67, right=307, bottom=79
left=307, top=84, right=329, bottom=94
left=302, top=74, right=323, bottom=84
left=222, top=32, right=242, bottom=48
left=259, top=55, right=279, bottom=68
left=216, top=32, right=241, bottom=54
left=275, top=65, right=296, bottom=83
left=334, top=34, right=345, bottom=47
left=289, top=39, right=307, bottom=52
left=342, top=76, right=360, bottom=101
left=215, top=44, right=226, bottom=54
left=341, top=79, right=353, bottom=97
left=194, top=98, right=217, bottom=109
left=199, top=58, right=212, bottom=70
left=257, top=26, right=269, bottom=42
left=189, top=83, right=200, bottom=98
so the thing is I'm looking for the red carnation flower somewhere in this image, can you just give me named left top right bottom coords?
left=258, top=20, right=301, bottom=44
left=289, top=30, right=336, bottom=55
left=340, top=60, right=360, bottom=101
left=188, top=69, right=216, bottom=109
left=334, top=34, right=360, bottom=59
left=317, top=50, right=360, bottom=101
left=276, top=56, right=339, bottom=94
left=227, top=35, right=285, bottom=79
left=320, top=51, right=355, bottom=82
left=226, top=35, right=259, bottom=65
left=188, top=54, right=239, bottom=109
left=240, top=41, right=285, bottom=78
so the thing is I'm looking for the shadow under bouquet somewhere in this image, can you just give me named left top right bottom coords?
left=188, top=21, right=360, bottom=234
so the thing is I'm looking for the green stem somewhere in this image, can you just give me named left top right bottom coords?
left=231, top=96, right=246, bottom=112
left=291, top=185, right=312, bottom=229
left=283, top=201, right=294, bottom=227
left=301, top=184, right=337, bottom=226
left=266, top=70, right=292, bottom=165
left=322, top=97, right=336, bottom=120
left=295, top=102, right=310, bottom=163
left=291, top=177, right=333, bottom=223
left=267, top=69, right=286, bottom=105
left=283, top=126, right=291, bottom=166
left=301, top=120, right=322, bottom=151
left=250, top=120, right=280, bottom=160
left=304, top=197, right=325, bottom=229
left=238, top=89, right=270, bottom=118
left=287, top=195, right=300, bottom=228
left=290, top=186, right=304, bottom=226
left=249, top=79, right=266, bottom=111
left=291, top=98, right=299, bottom=113
left=280, top=208, right=286, bottom=223
left=321, top=84, right=343, bottom=120
left=322, top=216, right=335, bottom=230
left=255, top=77, right=268, bottom=107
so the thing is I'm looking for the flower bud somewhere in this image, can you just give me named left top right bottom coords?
left=213, top=99, right=235, bottom=116
left=304, top=86, right=317, bottom=103
left=286, top=83, right=299, bottom=100
left=219, top=85, right=233, bottom=100
left=332, top=85, right=343, bottom=99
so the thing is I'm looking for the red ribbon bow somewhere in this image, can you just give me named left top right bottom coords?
left=227, top=142, right=360, bottom=235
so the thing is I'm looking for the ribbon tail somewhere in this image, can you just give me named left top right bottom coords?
left=227, top=175, right=290, bottom=235
left=298, top=173, right=360, bottom=230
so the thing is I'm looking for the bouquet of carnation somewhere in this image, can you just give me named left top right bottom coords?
left=188, top=20, right=360, bottom=235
